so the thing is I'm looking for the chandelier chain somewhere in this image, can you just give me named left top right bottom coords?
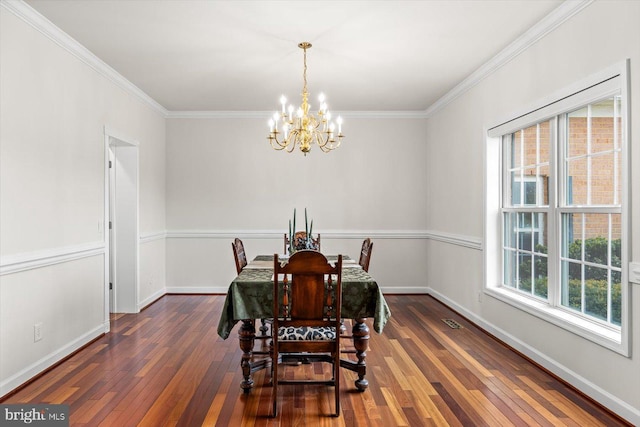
left=302, top=45, right=308, bottom=95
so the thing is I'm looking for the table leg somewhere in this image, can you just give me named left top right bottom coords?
left=352, top=317, right=369, bottom=391
left=239, top=319, right=256, bottom=393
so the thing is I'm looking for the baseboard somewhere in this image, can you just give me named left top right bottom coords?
left=0, top=324, right=105, bottom=398
left=380, top=287, right=429, bottom=294
left=164, top=286, right=228, bottom=294
left=426, top=288, right=639, bottom=426
left=138, top=288, right=166, bottom=310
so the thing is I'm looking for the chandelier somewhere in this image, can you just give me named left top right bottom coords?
left=268, top=42, right=344, bottom=155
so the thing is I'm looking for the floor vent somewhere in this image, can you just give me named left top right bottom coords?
left=442, top=319, right=463, bottom=329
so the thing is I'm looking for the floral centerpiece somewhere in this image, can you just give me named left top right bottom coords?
left=288, top=208, right=319, bottom=254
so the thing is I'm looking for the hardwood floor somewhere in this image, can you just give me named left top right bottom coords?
left=2, top=294, right=630, bottom=426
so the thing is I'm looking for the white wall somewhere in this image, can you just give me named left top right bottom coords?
left=0, top=5, right=166, bottom=395
left=165, top=117, right=430, bottom=293
left=425, top=1, right=640, bottom=423
left=2, top=0, right=639, bottom=423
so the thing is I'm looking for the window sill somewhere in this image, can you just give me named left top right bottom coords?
left=484, top=286, right=627, bottom=356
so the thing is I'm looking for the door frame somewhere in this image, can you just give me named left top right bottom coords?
left=103, top=125, right=140, bottom=324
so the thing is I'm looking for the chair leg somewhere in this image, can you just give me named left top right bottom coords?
left=334, top=354, right=340, bottom=416
left=271, top=352, right=278, bottom=417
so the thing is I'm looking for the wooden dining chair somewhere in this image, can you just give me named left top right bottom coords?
left=232, top=238, right=270, bottom=338
left=358, top=238, right=373, bottom=272
left=270, top=250, right=342, bottom=417
left=231, top=238, right=248, bottom=274
left=339, top=238, right=373, bottom=347
left=283, top=232, right=321, bottom=253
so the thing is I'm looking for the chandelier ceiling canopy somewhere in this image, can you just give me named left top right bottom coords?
left=268, top=42, right=344, bottom=155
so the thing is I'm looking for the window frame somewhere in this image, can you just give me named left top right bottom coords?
left=484, top=61, right=630, bottom=356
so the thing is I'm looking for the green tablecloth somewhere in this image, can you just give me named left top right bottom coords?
left=217, top=255, right=391, bottom=339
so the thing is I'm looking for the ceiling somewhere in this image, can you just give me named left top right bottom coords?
left=24, top=0, right=563, bottom=113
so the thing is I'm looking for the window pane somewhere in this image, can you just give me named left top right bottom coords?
left=566, top=157, right=587, bottom=205
left=562, top=213, right=581, bottom=261
left=510, top=175, right=521, bottom=205
left=522, top=126, right=538, bottom=167
left=612, top=270, right=622, bottom=326
left=504, top=249, right=517, bottom=288
left=518, top=213, right=533, bottom=251
left=567, top=107, right=588, bottom=158
left=561, top=211, right=620, bottom=324
left=561, top=260, right=582, bottom=311
left=512, top=131, right=522, bottom=168
left=539, top=165, right=550, bottom=205
left=584, top=266, right=608, bottom=322
left=582, top=213, right=611, bottom=266
left=591, top=98, right=619, bottom=154
left=612, top=214, right=622, bottom=268
left=524, top=179, right=537, bottom=205
left=519, top=253, right=533, bottom=292
left=591, top=152, right=619, bottom=205
left=565, top=98, right=621, bottom=207
left=533, top=253, right=548, bottom=299
left=507, top=121, right=551, bottom=208
left=504, top=212, right=517, bottom=249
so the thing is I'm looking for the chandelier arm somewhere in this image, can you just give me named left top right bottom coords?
left=269, top=140, right=287, bottom=151
left=286, top=129, right=300, bottom=153
left=269, top=129, right=302, bottom=151
left=315, top=131, right=328, bottom=149
left=269, top=133, right=287, bottom=150
left=317, top=135, right=331, bottom=153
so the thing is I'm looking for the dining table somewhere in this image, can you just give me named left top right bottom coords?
left=217, top=254, right=391, bottom=393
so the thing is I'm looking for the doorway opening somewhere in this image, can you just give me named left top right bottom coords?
left=104, top=127, right=139, bottom=321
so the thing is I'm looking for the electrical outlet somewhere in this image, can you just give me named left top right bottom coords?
left=34, top=322, right=43, bottom=342
left=477, top=291, right=483, bottom=303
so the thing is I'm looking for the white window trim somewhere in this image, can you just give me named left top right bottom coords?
left=484, top=60, right=630, bottom=356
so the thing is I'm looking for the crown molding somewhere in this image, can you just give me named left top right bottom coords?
left=166, top=111, right=269, bottom=119
left=424, top=0, right=594, bottom=118
left=1, top=0, right=168, bottom=116
left=166, top=110, right=429, bottom=120
left=4, top=0, right=593, bottom=121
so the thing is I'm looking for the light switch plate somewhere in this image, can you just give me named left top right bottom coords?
left=629, top=262, right=640, bottom=284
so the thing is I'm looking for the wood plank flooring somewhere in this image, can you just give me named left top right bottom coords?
left=1, top=294, right=631, bottom=426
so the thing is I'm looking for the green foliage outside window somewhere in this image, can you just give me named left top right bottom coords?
left=517, top=244, right=548, bottom=298
left=565, top=279, right=622, bottom=325
left=516, top=237, right=621, bottom=325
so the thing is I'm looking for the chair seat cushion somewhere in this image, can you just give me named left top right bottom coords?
left=278, top=326, right=336, bottom=341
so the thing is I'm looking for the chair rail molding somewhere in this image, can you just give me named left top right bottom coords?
left=165, top=229, right=482, bottom=250
left=0, top=242, right=105, bottom=276
left=140, top=231, right=167, bottom=244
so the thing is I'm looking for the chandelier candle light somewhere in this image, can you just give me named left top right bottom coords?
left=268, top=42, right=344, bottom=155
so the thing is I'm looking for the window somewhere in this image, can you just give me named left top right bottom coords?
left=503, top=122, right=550, bottom=300
left=485, top=63, right=629, bottom=355
left=560, top=98, right=623, bottom=327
